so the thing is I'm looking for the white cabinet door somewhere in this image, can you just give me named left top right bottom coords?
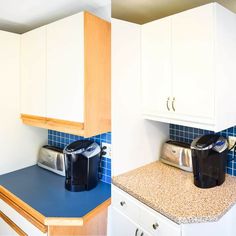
left=172, top=4, right=214, bottom=120
left=21, top=26, right=46, bottom=117
left=46, top=13, right=84, bottom=122
left=0, top=217, right=18, bottom=236
left=109, top=207, right=150, bottom=236
left=141, top=17, right=172, bottom=117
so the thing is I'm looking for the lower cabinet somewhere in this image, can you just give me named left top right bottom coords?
left=110, top=185, right=236, bottom=236
left=109, top=186, right=181, bottom=236
left=0, top=197, right=109, bottom=236
left=0, top=200, right=46, bottom=236
left=109, top=207, right=150, bottom=236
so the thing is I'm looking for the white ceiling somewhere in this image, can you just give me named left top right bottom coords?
left=0, top=0, right=111, bottom=34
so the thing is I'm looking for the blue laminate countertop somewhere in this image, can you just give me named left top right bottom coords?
left=0, top=165, right=111, bottom=218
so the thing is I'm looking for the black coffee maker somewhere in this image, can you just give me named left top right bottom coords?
left=63, top=140, right=101, bottom=192
left=191, top=134, right=228, bottom=188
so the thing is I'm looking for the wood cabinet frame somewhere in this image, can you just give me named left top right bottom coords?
left=21, top=12, right=111, bottom=138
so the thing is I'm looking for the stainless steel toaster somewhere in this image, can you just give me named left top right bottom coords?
left=37, top=145, right=65, bottom=176
left=160, top=140, right=192, bottom=172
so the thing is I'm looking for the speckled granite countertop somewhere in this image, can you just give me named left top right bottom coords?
left=112, top=161, right=236, bottom=224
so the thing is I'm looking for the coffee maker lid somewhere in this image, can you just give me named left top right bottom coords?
left=191, top=134, right=219, bottom=150
left=191, top=134, right=228, bottom=153
left=196, top=134, right=219, bottom=149
left=64, top=140, right=94, bottom=154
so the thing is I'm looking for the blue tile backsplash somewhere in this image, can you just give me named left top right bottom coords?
left=48, top=130, right=112, bottom=184
left=169, top=124, right=236, bottom=176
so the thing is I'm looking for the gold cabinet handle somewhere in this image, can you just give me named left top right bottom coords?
left=166, top=97, right=170, bottom=111
left=172, top=97, right=176, bottom=112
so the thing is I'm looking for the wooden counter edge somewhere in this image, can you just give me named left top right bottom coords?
left=0, top=186, right=47, bottom=233
left=20, top=114, right=85, bottom=136
left=0, top=185, right=111, bottom=228
left=44, top=198, right=111, bottom=226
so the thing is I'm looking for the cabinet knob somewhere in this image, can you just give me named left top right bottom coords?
left=166, top=97, right=170, bottom=111
left=120, top=201, right=126, bottom=206
left=152, top=223, right=159, bottom=230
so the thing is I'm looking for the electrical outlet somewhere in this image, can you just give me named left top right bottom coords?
left=228, top=136, right=236, bottom=150
left=101, top=142, right=112, bottom=159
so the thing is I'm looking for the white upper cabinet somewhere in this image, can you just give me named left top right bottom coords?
left=172, top=4, right=214, bottom=121
left=47, top=13, right=84, bottom=122
left=21, top=14, right=84, bottom=122
left=20, top=12, right=111, bottom=137
left=21, top=26, right=46, bottom=117
left=141, top=17, right=171, bottom=117
left=142, top=3, right=236, bottom=132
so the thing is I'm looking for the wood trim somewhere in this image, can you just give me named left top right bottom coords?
left=84, top=12, right=111, bottom=137
left=0, top=185, right=111, bottom=228
left=20, top=114, right=47, bottom=129
left=44, top=198, right=111, bottom=226
left=0, top=186, right=47, bottom=233
left=48, top=203, right=109, bottom=236
left=21, top=114, right=85, bottom=136
left=0, top=211, right=27, bottom=236
left=45, top=218, right=83, bottom=227
left=83, top=198, right=111, bottom=223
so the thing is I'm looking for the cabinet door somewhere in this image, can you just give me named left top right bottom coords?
left=46, top=13, right=84, bottom=122
left=109, top=207, right=150, bottom=236
left=21, top=26, right=46, bottom=117
left=172, top=4, right=214, bottom=120
left=142, top=17, right=172, bottom=117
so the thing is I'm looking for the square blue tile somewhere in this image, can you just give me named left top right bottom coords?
left=107, top=162, right=111, bottom=170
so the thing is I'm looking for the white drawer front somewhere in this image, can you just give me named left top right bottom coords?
left=112, top=186, right=140, bottom=223
left=139, top=204, right=181, bottom=236
left=0, top=199, right=46, bottom=236
left=112, top=185, right=181, bottom=236
left=0, top=217, right=19, bottom=236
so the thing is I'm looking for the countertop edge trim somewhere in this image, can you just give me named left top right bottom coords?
left=0, top=184, right=111, bottom=228
left=44, top=198, right=111, bottom=226
left=0, top=186, right=47, bottom=233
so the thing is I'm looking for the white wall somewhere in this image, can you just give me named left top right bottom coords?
left=112, top=19, right=169, bottom=176
left=0, top=30, right=47, bottom=175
